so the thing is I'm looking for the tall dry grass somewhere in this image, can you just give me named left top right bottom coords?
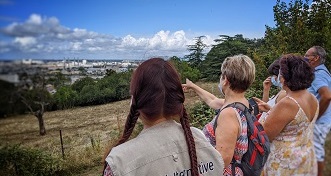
left=0, top=81, right=330, bottom=175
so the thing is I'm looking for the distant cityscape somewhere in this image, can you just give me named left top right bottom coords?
left=0, top=58, right=145, bottom=93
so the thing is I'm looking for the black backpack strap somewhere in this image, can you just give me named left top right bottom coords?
left=213, top=103, right=236, bottom=132
left=232, top=102, right=257, bottom=132
left=214, top=102, right=255, bottom=175
left=248, top=98, right=259, bottom=116
left=213, top=101, right=254, bottom=133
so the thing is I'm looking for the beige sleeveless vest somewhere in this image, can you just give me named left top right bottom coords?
left=105, top=120, right=224, bottom=176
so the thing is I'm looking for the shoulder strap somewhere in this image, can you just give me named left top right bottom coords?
left=285, top=96, right=300, bottom=108
left=213, top=103, right=235, bottom=132
left=213, top=102, right=253, bottom=132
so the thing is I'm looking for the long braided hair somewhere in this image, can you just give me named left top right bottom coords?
left=103, top=58, right=199, bottom=176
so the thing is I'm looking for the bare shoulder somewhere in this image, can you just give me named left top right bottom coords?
left=217, top=106, right=240, bottom=135
left=272, top=97, right=299, bottom=119
left=277, top=96, right=297, bottom=109
left=218, top=107, right=237, bottom=121
left=217, top=106, right=240, bottom=128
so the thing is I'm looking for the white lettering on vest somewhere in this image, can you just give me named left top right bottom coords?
left=165, top=161, right=214, bottom=176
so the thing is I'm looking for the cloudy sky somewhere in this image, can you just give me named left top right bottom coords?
left=0, top=0, right=291, bottom=60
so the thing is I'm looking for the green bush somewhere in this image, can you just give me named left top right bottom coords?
left=0, top=145, right=67, bottom=176
left=189, top=102, right=217, bottom=129
left=53, top=86, right=78, bottom=110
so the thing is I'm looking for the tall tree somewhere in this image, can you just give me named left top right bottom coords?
left=16, top=71, right=52, bottom=135
left=308, top=0, right=331, bottom=66
left=264, top=0, right=331, bottom=68
left=201, top=34, right=258, bottom=81
left=185, top=36, right=207, bottom=70
left=169, top=56, right=201, bottom=83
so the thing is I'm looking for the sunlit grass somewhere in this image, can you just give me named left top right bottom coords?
left=0, top=81, right=330, bottom=175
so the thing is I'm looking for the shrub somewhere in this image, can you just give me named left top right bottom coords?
left=189, top=102, right=217, bottom=129
left=0, top=145, right=66, bottom=176
left=53, top=86, right=78, bottom=110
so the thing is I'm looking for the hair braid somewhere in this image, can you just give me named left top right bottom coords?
left=116, top=103, right=140, bottom=146
left=103, top=103, right=140, bottom=164
left=180, top=106, right=199, bottom=176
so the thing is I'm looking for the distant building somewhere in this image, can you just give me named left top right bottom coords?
left=0, top=74, right=20, bottom=84
left=46, top=84, right=56, bottom=94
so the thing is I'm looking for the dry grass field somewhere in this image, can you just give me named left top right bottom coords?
left=0, top=82, right=330, bottom=175
left=0, top=82, right=217, bottom=175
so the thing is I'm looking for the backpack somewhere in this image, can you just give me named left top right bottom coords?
left=213, top=101, right=270, bottom=176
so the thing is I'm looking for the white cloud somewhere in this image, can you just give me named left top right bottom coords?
left=27, top=14, right=42, bottom=25
left=0, top=14, right=216, bottom=60
left=70, top=42, right=82, bottom=51
left=14, top=36, right=36, bottom=46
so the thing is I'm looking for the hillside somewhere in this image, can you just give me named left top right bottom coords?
left=0, top=82, right=219, bottom=175
left=0, top=81, right=330, bottom=175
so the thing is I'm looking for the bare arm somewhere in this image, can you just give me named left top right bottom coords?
left=262, top=97, right=298, bottom=141
left=317, top=86, right=331, bottom=118
left=262, top=77, right=272, bottom=102
left=215, top=108, right=239, bottom=167
left=182, top=78, right=224, bottom=109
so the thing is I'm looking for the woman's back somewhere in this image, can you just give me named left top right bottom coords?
left=106, top=120, right=224, bottom=176
left=263, top=95, right=318, bottom=175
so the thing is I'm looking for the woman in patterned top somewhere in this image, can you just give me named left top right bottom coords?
left=255, top=54, right=318, bottom=175
left=183, top=54, right=256, bottom=175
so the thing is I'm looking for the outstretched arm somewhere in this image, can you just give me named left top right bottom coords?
left=182, top=78, right=224, bottom=110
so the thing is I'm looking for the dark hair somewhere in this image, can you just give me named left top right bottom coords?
left=279, top=54, right=314, bottom=91
left=267, top=58, right=280, bottom=76
left=104, top=58, right=199, bottom=176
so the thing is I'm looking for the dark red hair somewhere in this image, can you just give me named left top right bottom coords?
left=104, top=58, right=199, bottom=176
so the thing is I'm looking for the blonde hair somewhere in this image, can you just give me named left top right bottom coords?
left=221, top=54, right=255, bottom=92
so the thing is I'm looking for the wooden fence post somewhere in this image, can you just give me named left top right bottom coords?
left=60, top=130, right=65, bottom=159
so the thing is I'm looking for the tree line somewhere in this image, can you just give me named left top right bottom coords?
left=0, top=70, right=132, bottom=135
left=0, top=0, right=330, bottom=135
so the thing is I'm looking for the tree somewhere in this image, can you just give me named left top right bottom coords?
left=105, top=69, right=116, bottom=77
left=53, top=86, right=78, bottom=109
left=71, top=77, right=95, bottom=93
left=264, top=0, right=311, bottom=55
left=78, top=67, right=87, bottom=75
left=308, top=0, right=331, bottom=68
left=16, top=71, right=52, bottom=135
left=184, top=36, right=207, bottom=70
left=201, top=34, right=259, bottom=81
left=0, top=80, right=24, bottom=117
left=47, top=72, right=70, bottom=88
left=264, top=0, right=331, bottom=68
left=169, top=56, right=201, bottom=83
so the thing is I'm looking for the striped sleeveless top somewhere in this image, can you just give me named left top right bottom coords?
left=203, top=107, right=248, bottom=176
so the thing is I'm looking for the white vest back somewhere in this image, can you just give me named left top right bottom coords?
left=105, top=120, right=224, bottom=176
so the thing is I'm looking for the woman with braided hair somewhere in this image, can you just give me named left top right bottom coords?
left=103, top=58, right=224, bottom=176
